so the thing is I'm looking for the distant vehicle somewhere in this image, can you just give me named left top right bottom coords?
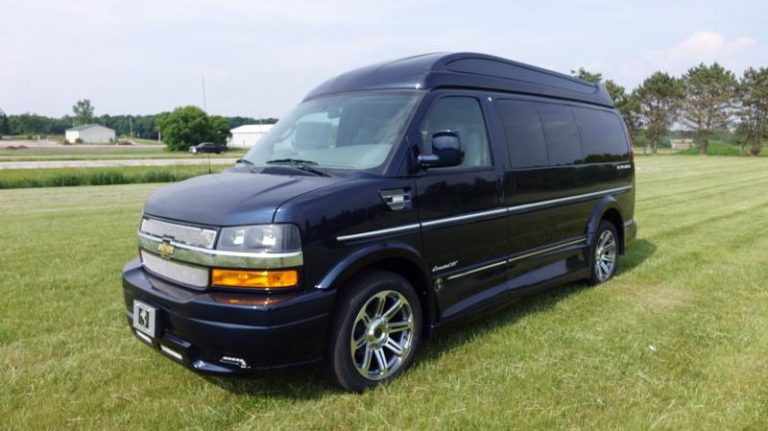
left=124, top=52, right=636, bottom=392
left=189, top=142, right=227, bottom=154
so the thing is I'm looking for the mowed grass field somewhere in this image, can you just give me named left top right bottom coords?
left=1, top=156, right=767, bottom=430
left=0, top=164, right=232, bottom=189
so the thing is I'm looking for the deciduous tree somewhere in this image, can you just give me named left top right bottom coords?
left=736, top=67, right=768, bottom=156
left=155, top=106, right=231, bottom=151
left=73, top=99, right=95, bottom=125
left=680, top=63, right=738, bottom=154
left=0, top=108, right=9, bottom=135
left=636, top=72, right=683, bottom=154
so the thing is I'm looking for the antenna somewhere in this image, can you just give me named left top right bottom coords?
left=201, top=76, right=208, bottom=112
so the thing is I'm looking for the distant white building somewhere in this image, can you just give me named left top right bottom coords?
left=229, top=124, right=274, bottom=148
left=65, top=124, right=115, bottom=144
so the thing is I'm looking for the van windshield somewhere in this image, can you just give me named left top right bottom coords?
left=241, top=92, right=420, bottom=172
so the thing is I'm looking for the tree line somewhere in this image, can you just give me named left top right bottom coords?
left=3, top=62, right=767, bottom=154
left=0, top=99, right=277, bottom=143
left=573, top=63, right=768, bottom=156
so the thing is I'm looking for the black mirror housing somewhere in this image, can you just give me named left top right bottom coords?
left=418, top=130, right=464, bottom=168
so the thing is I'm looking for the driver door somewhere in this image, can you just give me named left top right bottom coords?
left=413, top=93, right=508, bottom=319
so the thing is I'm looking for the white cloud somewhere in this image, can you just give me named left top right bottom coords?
left=645, top=31, right=758, bottom=73
left=2, top=2, right=767, bottom=115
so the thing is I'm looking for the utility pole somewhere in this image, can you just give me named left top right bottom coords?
left=202, top=76, right=208, bottom=112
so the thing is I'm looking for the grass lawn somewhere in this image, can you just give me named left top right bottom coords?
left=0, top=165, right=232, bottom=189
left=1, top=156, right=767, bottom=429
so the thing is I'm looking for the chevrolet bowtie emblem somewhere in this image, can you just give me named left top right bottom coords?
left=157, top=241, right=175, bottom=259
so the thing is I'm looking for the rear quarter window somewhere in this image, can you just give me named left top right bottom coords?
left=496, top=100, right=549, bottom=168
left=537, top=104, right=582, bottom=166
left=571, top=107, right=629, bottom=162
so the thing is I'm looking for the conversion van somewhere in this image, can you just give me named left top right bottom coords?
left=123, top=52, right=636, bottom=391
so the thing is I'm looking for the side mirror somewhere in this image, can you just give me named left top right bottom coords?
left=417, top=130, right=464, bottom=168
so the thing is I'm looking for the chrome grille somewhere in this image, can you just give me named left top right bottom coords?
left=141, top=251, right=209, bottom=289
left=140, top=217, right=217, bottom=249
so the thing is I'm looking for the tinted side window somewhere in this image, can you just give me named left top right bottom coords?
left=537, top=104, right=582, bottom=166
left=496, top=100, right=548, bottom=168
left=572, top=107, right=629, bottom=162
left=420, top=97, right=492, bottom=170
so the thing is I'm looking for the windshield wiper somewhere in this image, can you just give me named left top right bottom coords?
left=235, top=158, right=255, bottom=166
left=265, top=158, right=329, bottom=177
left=266, top=158, right=319, bottom=166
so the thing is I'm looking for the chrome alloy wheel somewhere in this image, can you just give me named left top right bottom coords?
left=594, top=229, right=617, bottom=281
left=350, top=290, right=415, bottom=380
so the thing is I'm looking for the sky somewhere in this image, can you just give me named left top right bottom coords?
left=1, top=0, right=767, bottom=118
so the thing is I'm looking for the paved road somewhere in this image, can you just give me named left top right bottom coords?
left=0, top=158, right=238, bottom=170
left=0, top=140, right=164, bottom=150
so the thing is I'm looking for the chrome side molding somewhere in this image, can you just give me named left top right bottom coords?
left=337, top=186, right=633, bottom=242
left=440, top=236, right=587, bottom=281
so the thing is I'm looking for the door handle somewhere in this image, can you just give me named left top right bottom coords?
left=379, top=188, right=413, bottom=211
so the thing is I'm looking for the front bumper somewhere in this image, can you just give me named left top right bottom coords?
left=122, top=258, right=335, bottom=373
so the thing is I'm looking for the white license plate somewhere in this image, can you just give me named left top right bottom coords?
left=133, top=300, right=157, bottom=338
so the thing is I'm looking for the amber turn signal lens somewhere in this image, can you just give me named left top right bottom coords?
left=211, top=269, right=298, bottom=289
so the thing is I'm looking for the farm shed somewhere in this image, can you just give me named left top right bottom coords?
left=228, top=124, right=274, bottom=148
left=65, top=124, right=116, bottom=144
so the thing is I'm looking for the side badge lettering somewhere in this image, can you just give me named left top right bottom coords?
left=432, top=260, right=458, bottom=273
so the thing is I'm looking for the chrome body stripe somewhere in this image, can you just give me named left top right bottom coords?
left=506, top=186, right=632, bottom=214
left=446, top=260, right=507, bottom=281
left=138, top=232, right=303, bottom=269
left=441, top=236, right=587, bottom=281
left=421, top=208, right=508, bottom=228
left=336, top=186, right=632, bottom=242
left=507, top=237, right=586, bottom=263
left=335, top=223, right=421, bottom=242
left=623, top=218, right=635, bottom=227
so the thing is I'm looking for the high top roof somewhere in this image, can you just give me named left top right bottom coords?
left=304, top=52, right=614, bottom=108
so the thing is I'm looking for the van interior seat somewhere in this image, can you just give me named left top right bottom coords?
left=295, top=121, right=332, bottom=150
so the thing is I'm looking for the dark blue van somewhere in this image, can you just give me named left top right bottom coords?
left=123, top=52, right=636, bottom=391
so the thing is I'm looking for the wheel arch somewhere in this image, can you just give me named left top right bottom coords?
left=315, top=241, right=437, bottom=337
left=586, top=196, right=625, bottom=254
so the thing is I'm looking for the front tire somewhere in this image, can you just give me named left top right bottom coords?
left=327, top=270, right=422, bottom=392
left=589, top=220, right=619, bottom=285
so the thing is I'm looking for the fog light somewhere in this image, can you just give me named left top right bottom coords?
left=221, top=356, right=250, bottom=369
left=211, top=269, right=298, bottom=289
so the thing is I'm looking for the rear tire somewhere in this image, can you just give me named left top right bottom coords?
left=589, top=220, right=619, bottom=285
left=326, top=270, right=422, bottom=392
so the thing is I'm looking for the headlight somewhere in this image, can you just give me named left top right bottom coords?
left=217, top=224, right=301, bottom=253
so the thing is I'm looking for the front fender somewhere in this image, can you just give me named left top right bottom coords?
left=314, top=241, right=438, bottom=335
left=314, top=241, right=430, bottom=290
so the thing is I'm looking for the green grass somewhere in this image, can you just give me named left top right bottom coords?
left=674, top=141, right=745, bottom=156
left=2, top=156, right=768, bottom=429
left=0, top=165, right=231, bottom=189
left=0, top=146, right=245, bottom=162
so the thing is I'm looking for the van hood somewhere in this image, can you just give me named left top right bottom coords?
left=143, top=171, right=346, bottom=226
